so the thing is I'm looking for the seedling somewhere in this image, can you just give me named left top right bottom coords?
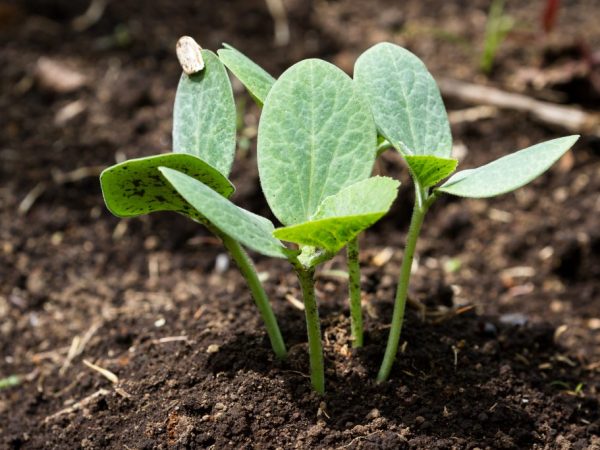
left=353, top=42, right=578, bottom=381
left=99, top=50, right=288, bottom=359
left=218, top=44, right=372, bottom=348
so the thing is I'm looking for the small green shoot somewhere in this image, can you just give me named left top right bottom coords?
left=480, top=0, right=515, bottom=74
left=354, top=42, right=578, bottom=382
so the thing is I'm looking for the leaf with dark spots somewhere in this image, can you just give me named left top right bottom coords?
left=100, top=153, right=234, bottom=222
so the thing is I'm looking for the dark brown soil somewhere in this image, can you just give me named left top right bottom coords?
left=1, top=1, right=599, bottom=448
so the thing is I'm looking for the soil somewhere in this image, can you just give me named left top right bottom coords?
left=1, top=0, right=599, bottom=448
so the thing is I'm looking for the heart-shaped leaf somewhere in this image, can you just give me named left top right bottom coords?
left=100, top=154, right=234, bottom=222
left=404, top=155, right=458, bottom=188
left=218, top=43, right=275, bottom=106
left=258, top=58, right=377, bottom=226
left=159, top=167, right=291, bottom=258
left=354, top=42, right=452, bottom=158
left=173, top=50, right=236, bottom=176
left=273, top=177, right=399, bottom=253
left=437, top=135, right=579, bottom=198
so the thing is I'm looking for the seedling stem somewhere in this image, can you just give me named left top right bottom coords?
left=294, top=264, right=325, bottom=394
left=220, top=233, right=287, bottom=359
left=377, top=188, right=437, bottom=382
left=346, top=237, right=363, bottom=347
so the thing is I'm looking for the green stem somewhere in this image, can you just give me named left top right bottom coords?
left=220, top=234, right=287, bottom=360
left=346, top=236, right=363, bottom=348
left=376, top=192, right=436, bottom=382
left=295, top=266, right=325, bottom=394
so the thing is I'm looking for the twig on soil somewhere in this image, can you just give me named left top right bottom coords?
left=18, top=182, right=46, bottom=215
left=30, top=347, right=70, bottom=364
left=44, top=388, right=110, bottom=424
left=18, top=166, right=105, bottom=216
left=51, top=166, right=104, bottom=184
left=585, top=361, right=600, bottom=371
left=151, top=336, right=190, bottom=344
left=338, top=431, right=389, bottom=449
left=448, top=105, right=499, bottom=124
left=285, top=294, right=305, bottom=310
left=83, top=359, right=119, bottom=384
left=429, top=305, right=475, bottom=324
left=452, top=345, right=459, bottom=369
left=60, top=322, right=102, bottom=375
left=71, top=0, right=108, bottom=32
left=438, top=77, right=600, bottom=137
left=264, top=0, right=290, bottom=46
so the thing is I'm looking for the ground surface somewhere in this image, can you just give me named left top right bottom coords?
left=1, top=0, right=599, bottom=448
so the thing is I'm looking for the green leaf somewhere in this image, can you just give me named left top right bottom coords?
left=218, top=43, right=275, bottom=106
left=100, top=154, right=234, bottom=222
left=354, top=42, right=452, bottom=158
left=258, top=59, right=377, bottom=226
left=437, top=136, right=579, bottom=198
left=158, top=167, right=290, bottom=258
left=173, top=50, right=236, bottom=176
left=273, top=177, right=399, bottom=253
left=404, top=155, right=458, bottom=188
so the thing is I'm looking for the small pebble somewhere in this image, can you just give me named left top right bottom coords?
left=215, top=253, right=229, bottom=273
left=206, top=344, right=220, bottom=353
left=366, top=408, right=380, bottom=420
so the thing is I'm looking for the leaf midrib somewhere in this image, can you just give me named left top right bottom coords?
left=306, top=61, right=317, bottom=221
left=385, top=44, right=416, bottom=156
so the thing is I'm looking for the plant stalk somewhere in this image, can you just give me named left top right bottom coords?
left=220, top=234, right=287, bottom=359
left=295, top=266, right=325, bottom=394
left=346, top=236, right=363, bottom=348
left=377, top=193, right=435, bottom=382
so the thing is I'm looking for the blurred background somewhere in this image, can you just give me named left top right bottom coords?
left=0, top=0, right=599, bottom=447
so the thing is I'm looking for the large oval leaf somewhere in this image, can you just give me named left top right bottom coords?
left=100, top=153, right=234, bottom=222
left=218, top=43, right=275, bottom=106
left=437, top=135, right=579, bottom=198
left=273, top=177, right=399, bottom=253
left=258, top=58, right=377, bottom=226
left=172, top=50, right=236, bottom=176
left=354, top=42, right=452, bottom=158
left=158, top=167, right=291, bottom=259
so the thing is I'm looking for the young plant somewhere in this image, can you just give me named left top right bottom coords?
left=218, top=44, right=371, bottom=348
left=161, top=57, right=399, bottom=393
left=99, top=50, right=288, bottom=359
left=354, top=42, right=579, bottom=382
